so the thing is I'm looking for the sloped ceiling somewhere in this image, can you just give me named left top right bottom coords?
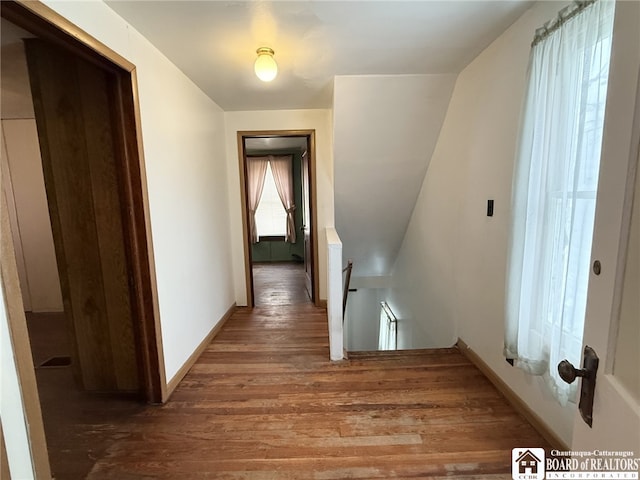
left=334, top=74, right=457, bottom=277
left=105, top=1, right=533, bottom=111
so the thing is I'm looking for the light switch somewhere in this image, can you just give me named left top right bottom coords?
left=487, top=199, right=494, bottom=217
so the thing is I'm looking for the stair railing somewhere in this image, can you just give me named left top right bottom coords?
left=342, top=260, right=353, bottom=320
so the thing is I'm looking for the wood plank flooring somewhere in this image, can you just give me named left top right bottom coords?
left=253, top=262, right=310, bottom=306
left=26, top=313, right=145, bottom=480
left=85, top=304, right=549, bottom=479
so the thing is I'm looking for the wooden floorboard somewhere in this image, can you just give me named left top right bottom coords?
left=252, top=262, right=311, bottom=306
left=83, top=303, right=549, bottom=479
left=26, top=313, right=145, bottom=480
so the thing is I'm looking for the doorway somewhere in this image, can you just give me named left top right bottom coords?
left=1, top=2, right=163, bottom=478
left=237, top=131, right=319, bottom=308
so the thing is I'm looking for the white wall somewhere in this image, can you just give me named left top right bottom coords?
left=1, top=120, right=64, bottom=313
left=38, top=0, right=236, bottom=383
left=333, top=74, right=456, bottom=279
left=224, top=109, right=334, bottom=305
left=344, top=288, right=383, bottom=351
left=1, top=43, right=63, bottom=313
left=387, top=1, right=576, bottom=445
left=326, top=227, right=344, bottom=361
left=0, top=284, right=35, bottom=479
left=0, top=39, right=34, bottom=119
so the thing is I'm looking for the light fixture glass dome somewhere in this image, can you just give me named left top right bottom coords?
left=254, top=47, right=278, bottom=82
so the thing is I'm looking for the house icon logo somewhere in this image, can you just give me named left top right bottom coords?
left=512, top=448, right=545, bottom=480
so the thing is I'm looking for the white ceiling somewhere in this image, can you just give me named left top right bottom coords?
left=105, top=0, right=534, bottom=111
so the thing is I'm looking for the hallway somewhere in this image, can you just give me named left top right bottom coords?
left=252, top=262, right=311, bottom=306
left=85, top=303, right=548, bottom=479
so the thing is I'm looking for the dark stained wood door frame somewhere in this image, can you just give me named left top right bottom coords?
left=237, top=130, right=320, bottom=308
left=0, top=3, right=166, bottom=475
left=1, top=0, right=165, bottom=400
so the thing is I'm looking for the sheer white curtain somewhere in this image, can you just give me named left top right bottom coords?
left=269, top=155, right=297, bottom=243
left=505, top=0, right=614, bottom=404
left=246, top=156, right=269, bottom=244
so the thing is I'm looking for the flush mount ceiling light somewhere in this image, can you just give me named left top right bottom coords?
left=254, top=47, right=278, bottom=82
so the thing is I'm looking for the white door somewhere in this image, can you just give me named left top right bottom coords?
left=569, top=0, right=640, bottom=452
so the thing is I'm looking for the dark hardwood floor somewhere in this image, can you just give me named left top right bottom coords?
left=27, top=303, right=549, bottom=479
left=26, top=312, right=69, bottom=368
left=26, top=313, right=144, bottom=480
left=252, top=262, right=310, bottom=306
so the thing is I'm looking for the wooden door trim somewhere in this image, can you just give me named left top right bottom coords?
left=0, top=2, right=165, bottom=476
left=111, top=69, right=167, bottom=402
left=237, top=130, right=320, bottom=308
left=2, top=0, right=165, bottom=401
left=2, top=1, right=134, bottom=73
left=0, top=195, right=52, bottom=480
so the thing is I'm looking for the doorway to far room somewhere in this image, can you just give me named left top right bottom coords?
left=240, top=133, right=316, bottom=307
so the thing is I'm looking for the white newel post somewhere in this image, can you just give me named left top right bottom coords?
left=325, top=228, right=344, bottom=361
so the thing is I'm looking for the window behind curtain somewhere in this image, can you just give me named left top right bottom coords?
left=504, top=0, right=615, bottom=404
left=255, top=162, right=287, bottom=237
